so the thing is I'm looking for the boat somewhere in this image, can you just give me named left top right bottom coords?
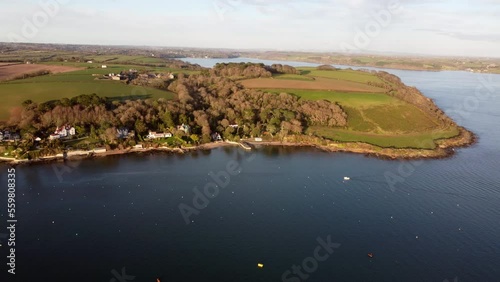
left=344, top=177, right=350, bottom=181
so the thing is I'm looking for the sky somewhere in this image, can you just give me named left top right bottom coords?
left=1, top=0, right=499, bottom=57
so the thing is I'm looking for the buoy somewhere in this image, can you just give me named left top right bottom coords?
left=257, top=263, right=264, bottom=268
left=367, top=253, right=374, bottom=258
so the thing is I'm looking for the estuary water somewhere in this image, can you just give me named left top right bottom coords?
left=1, top=58, right=499, bottom=282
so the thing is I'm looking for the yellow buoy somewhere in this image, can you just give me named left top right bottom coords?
left=257, top=263, right=264, bottom=268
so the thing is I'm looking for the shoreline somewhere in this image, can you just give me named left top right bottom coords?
left=1, top=127, right=476, bottom=166
left=239, top=55, right=500, bottom=74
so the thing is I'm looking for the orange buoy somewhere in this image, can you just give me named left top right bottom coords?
left=367, top=253, right=374, bottom=258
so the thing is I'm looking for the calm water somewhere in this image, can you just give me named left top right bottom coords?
left=1, top=59, right=499, bottom=282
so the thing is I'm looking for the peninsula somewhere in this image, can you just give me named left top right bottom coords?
left=0, top=46, right=475, bottom=164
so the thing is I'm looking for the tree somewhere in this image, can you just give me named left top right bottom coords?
left=22, top=100, right=34, bottom=108
left=134, top=119, right=147, bottom=136
left=161, top=111, right=175, bottom=128
left=190, top=134, right=200, bottom=144
left=103, top=127, right=118, bottom=143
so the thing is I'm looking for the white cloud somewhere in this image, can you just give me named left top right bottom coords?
left=0, top=0, right=499, bottom=57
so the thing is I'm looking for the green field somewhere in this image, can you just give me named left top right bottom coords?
left=262, top=87, right=459, bottom=148
left=42, top=61, right=199, bottom=75
left=307, top=126, right=459, bottom=149
left=298, top=67, right=385, bottom=84
left=262, top=89, right=394, bottom=108
left=0, top=66, right=176, bottom=120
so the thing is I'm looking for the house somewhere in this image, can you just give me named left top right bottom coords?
left=147, top=131, right=172, bottom=139
left=117, top=128, right=130, bottom=139
left=87, top=60, right=93, bottom=64
left=211, top=132, right=222, bottom=141
left=254, top=138, right=263, bottom=142
left=134, top=144, right=143, bottom=149
left=49, top=134, right=61, bottom=140
left=35, top=137, right=42, bottom=142
left=177, top=124, right=191, bottom=134
left=109, top=73, right=121, bottom=81
left=52, top=125, right=76, bottom=140
left=101, top=65, right=107, bottom=69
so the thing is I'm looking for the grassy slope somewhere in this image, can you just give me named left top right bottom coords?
left=298, top=67, right=385, bottom=84
left=242, top=76, right=386, bottom=92
left=0, top=64, right=177, bottom=120
left=260, top=69, right=460, bottom=149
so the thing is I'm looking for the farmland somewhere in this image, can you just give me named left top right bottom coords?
left=0, top=63, right=177, bottom=120
left=249, top=68, right=460, bottom=149
left=0, top=63, right=83, bottom=81
left=298, top=67, right=385, bottom=84
left=241, top=76, right=385, bottom=92
left=0, top=52, right=463, bottom=151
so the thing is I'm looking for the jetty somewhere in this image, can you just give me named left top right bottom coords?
left=226, top=141, right=252, bottom=150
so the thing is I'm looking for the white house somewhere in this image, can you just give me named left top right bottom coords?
left=147, top=131, right=172, bottom=139
left=49, top=134, right=61, bottom=140
left=51, top=125, right=76, bottom=140
left=101, top=65, right=107, bottom=69
left=87, top=60, right=93, bottom=64
left=177, top=124, right=191, bottom=134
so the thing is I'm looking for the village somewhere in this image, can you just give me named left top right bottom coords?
left=0, top=121, right=259, bottom=162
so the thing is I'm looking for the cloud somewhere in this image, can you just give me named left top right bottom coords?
left=416, top=28, right=500, bottom=43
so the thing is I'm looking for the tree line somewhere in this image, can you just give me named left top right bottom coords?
left=7, top=70, right=347, bottom=146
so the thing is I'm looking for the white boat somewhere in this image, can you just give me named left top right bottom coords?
left=343, top=177, right=350, bottom=181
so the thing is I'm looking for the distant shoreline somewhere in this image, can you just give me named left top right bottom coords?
left=1, top=127, right=476, bottom=166
left=235, top=54, right=500, bottom=74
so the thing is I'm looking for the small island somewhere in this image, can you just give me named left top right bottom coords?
left=0, top=50, right=475, bottom=164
